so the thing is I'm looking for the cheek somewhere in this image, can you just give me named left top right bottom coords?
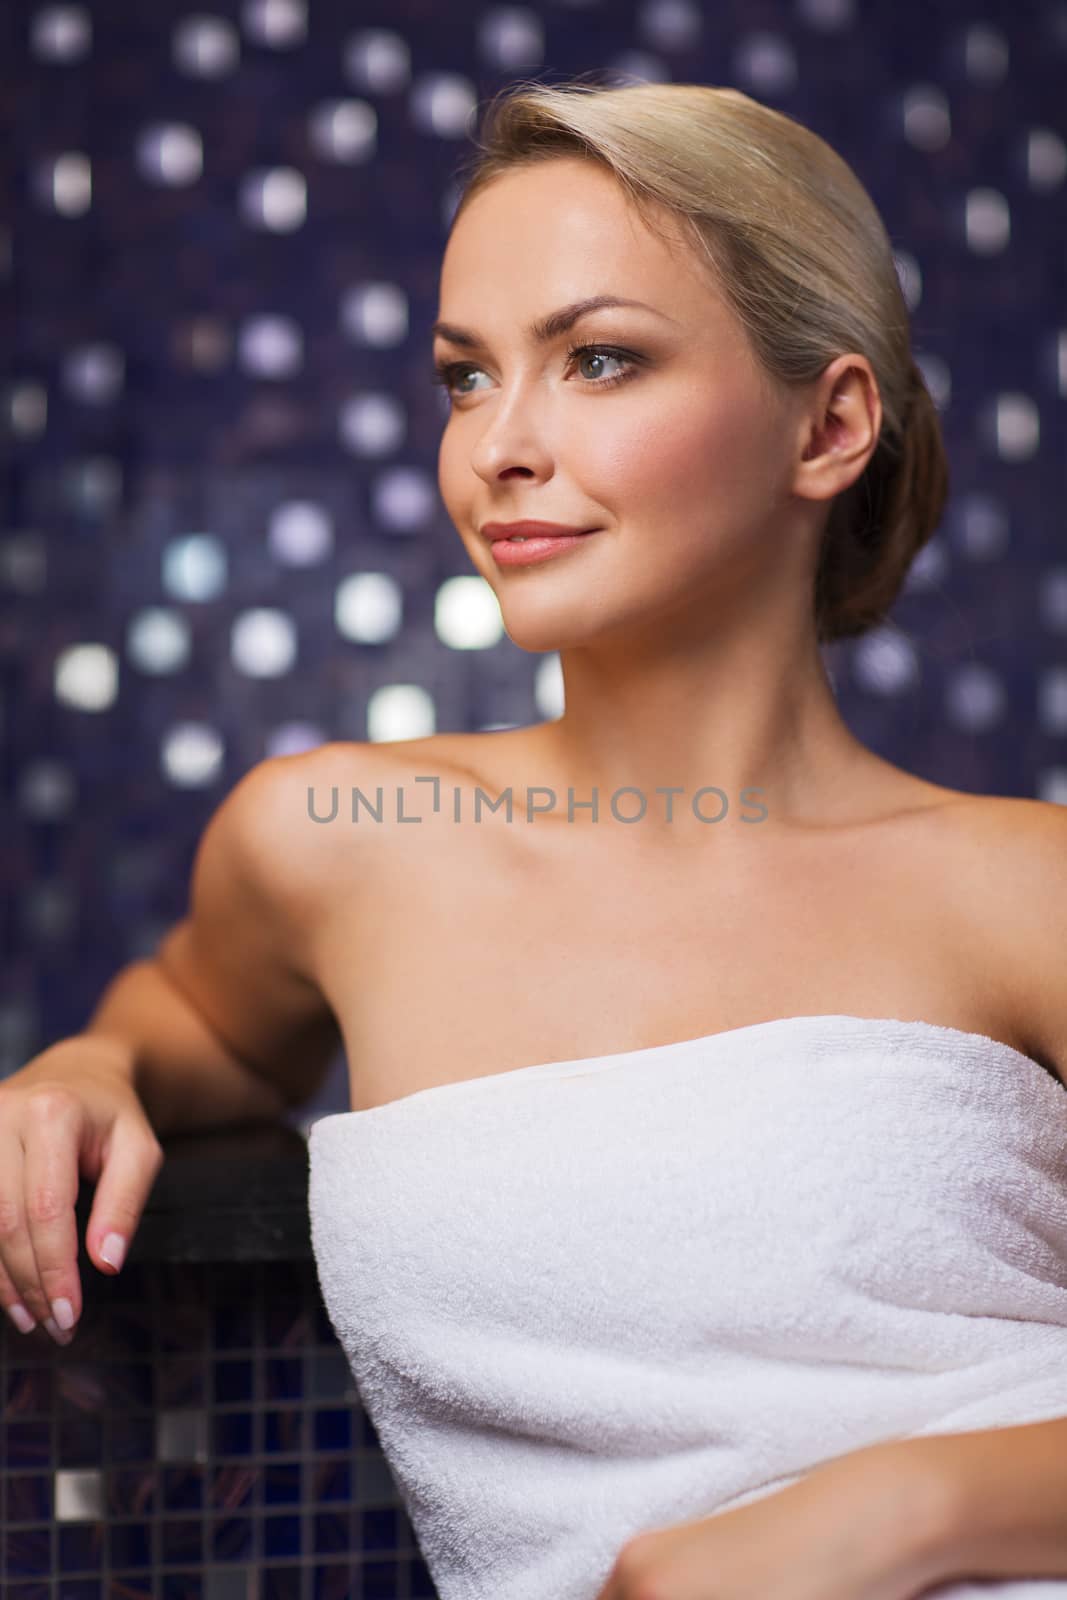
left=586, top=386, right=770, bottom=515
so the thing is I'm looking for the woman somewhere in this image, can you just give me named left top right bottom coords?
left=2, top=78, right=1067, bottom=1600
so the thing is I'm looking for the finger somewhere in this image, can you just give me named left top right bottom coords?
left=0, top=1131, right=41, bottom=1334
left=83, top=1114, right=164, bottom=1278
left=20, top=1091, right=84, bottom=1340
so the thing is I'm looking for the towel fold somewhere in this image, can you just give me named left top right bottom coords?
left=308, top=1013, right=1067, bottom=1599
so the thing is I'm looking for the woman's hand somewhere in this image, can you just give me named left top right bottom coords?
left=0, top=1036, right=164, bottom=1343
left=593, top=1441, right=954, bottom=1600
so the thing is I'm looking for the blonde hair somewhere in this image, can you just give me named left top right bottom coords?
left=449, top=77, right=950, bottom=644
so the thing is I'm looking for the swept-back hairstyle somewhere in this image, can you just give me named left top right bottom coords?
left=449, top=78, right=949, bottom=644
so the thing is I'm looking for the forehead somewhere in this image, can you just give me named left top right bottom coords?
left=439, top=157, right=699, bottom=307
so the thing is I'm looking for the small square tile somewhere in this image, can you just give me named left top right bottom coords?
left=210, top=1516, right=253, bottom=1562
left=109, top=1414, right=155, bottom=1464
left=307, top=1459, right=348, bottom=1504
left=213, top=1360, right=253, bottom=1404
left=310, top=1349, right=353, bottom=1401
left=208, top=1463, right=257, bottom=1512
left=313, top=1512, right=350, bottom=1555
left=264, top=1357, right=302, bottom=1400
left=4, top=1526, right=51, bottom=1579
left=108, top=1521, right=151, bottom=1568
left=352, top=1452, right=397, bottom=1509
left=161, top=1519, right=203, bottom=1565
left=263, top=1462, right=302, bottom=1504
left=55, top=1470, right=104, bottom=1522
left=263, top=1409, right=302, bottom=1453
left=161, top=1468, right=203, bottom=1511
left=157, top=1410, right=209, bottom=1464
left=358, top=1505, right=402, bottom=1551
left=58, top=1521, right=104, bottom=1571
left=263, top=1514, right=300, bottom=1558
left=159, top=1359, right=207, bottom=1408
left=4, top=1473, right=52, bottom=1520
left=212, top=1411, right=253, bottom=1456
left=57, top=1418, right=104, bottom=1467
left=107, top=1467, right=158, bottom=1518
left=311, top=1409, right=349, bottom=1452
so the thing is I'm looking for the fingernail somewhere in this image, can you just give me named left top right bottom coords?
left=100, top=1232, right=126, bottom=1271
left=51, top=1297, right=75, bottom=1332
left=7, top=1303, right=36, bottom=1334
left=44, top=1316, right=73, bottom=1346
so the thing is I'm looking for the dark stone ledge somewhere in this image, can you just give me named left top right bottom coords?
left=74, top=1119, right=313, bottom=1262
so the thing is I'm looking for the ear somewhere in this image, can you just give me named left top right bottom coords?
left=793, top=355, right=882, bottom=502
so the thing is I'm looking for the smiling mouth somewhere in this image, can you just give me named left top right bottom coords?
left=486, top=529, right=602, bottom=566
left=495, top=532, right=597, bottom=544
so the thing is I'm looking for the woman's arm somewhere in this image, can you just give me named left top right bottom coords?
left=595, top=1424, right=1067, bottom=1600
left=84, top=752, right=345, bottom=1138
left=0, top=752, right=347, bottom=1337
left=895, top=1420, right=1067, bottom=1585
left=83, top=956, right=290, bottom=1138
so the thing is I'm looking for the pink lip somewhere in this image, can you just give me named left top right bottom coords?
left=481, top=520, right=596, bottom=542
left=488, top=530, right=600, bottom=566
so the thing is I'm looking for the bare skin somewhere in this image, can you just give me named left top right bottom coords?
left=296, top=731, right=1063, bottom=1111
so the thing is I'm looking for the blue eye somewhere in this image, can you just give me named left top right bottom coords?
left=430, top=342, right=642, bottom=399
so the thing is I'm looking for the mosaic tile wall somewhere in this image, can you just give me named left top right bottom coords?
left=2, top=1, right=1067, bottom=1595
left=3, top=1259, right=437, bottom=1599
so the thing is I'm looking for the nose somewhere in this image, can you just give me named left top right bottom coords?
left=467, top=380, right=557, bottom=488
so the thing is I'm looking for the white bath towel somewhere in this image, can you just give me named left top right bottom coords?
left=307, top=1014, right=1067, bottom=1600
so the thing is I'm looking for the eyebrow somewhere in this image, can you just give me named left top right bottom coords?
left=430, top=294, right=677, bottom=350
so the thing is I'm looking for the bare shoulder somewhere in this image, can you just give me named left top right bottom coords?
left=932, top=792, right=1067, bottom=1084
left=934, top=790, right=1067, bottom=882
left=293, top=728, right=521, bottom=815
left=150, top=745, right=385, bottom=1103
left=194, top=741, right=385, bottom=950
left=239, top=737, right=403, bottom=879
left=946, top=790, right=1067, bottom=840
left=249, top=732, right=479, bottom=879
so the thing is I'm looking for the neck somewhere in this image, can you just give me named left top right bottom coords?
left=528, top=615, right=876, bottom=837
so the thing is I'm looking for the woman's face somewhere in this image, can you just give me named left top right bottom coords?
left=432, top=156, right=818, bottom=655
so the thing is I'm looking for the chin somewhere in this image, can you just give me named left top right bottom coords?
left=499, top=604, right=609, bottom=655
left=501, top=621, right=575, bottom=654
